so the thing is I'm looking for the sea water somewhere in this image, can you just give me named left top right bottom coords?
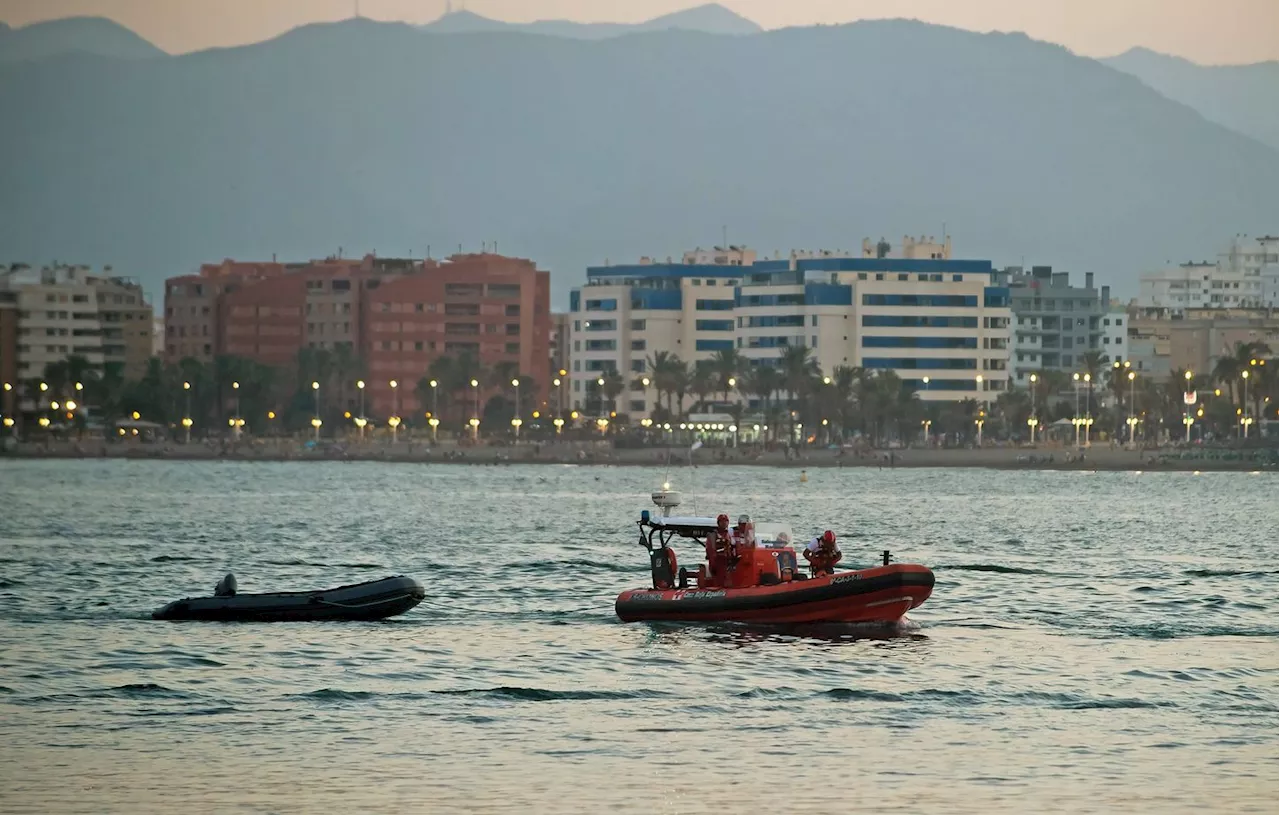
left=0, top=460, right=1275, bottom=813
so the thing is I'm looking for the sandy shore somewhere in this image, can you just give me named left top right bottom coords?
left=2, top=438, right=1274, bottom=472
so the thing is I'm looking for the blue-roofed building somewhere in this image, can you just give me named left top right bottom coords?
left=567, top=247, right=751, bottom=416
left=568, top=237, right=1013, bottom=417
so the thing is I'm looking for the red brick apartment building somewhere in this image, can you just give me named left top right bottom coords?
left=164, top=253, right=551, bottom=419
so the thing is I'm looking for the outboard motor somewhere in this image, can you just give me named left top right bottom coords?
left=214, top=573, right=237, bottom=597
left=650, top=548, right=677, bottom=591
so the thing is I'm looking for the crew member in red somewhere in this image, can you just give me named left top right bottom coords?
left=704, top=513, right=732, bottom=587
left=730, top=514, right=757, bottom=558
left=803, top=530, right=842, bottom=576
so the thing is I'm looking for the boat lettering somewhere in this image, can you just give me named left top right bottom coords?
left=675, top=590, right=725, bottom=600
left=831, top=573, right=862, bottom=584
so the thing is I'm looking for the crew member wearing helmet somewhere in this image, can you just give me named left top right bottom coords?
left=704, top=513, right=733, bottom=587
left=731, top=514, right=757, bottom=556
left=803, top=530, right=842, bottom=576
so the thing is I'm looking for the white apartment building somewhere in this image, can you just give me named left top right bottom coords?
left=0, top=263, right=154, bottom=387
left=568, top=259, right=741, bottom=416
left=1259, top=263, right=1280, bottom=308
left=1101, top=304, right=1129, bottom=366
left=1139, top=234, right=1279, bottom=309
left=567, top=239, right=1012, bottom=415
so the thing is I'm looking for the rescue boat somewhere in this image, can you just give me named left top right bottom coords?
left=614, top=489, right=934, bottom=625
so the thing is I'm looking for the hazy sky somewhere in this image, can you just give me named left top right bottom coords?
left=1, top=0, right=1277, bottom=64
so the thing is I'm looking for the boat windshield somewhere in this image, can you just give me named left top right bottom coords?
left=752, top=522, right=795, bottom=548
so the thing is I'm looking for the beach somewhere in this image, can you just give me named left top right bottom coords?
left=2, top=437, right=1272, bottom=472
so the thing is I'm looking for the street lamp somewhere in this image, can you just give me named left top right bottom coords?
left=231, top=381, right=241, bottom=439
left=1072, top=373, right=1081, bottom=446
left=470, top=378, right=480, bottom=440
left=1127, top=370, right=1137, bottom=445
left=389, top=380, right=400, bottom=443
left=511, top=377, right=521, bottom=441
left=1183, top=370, right=1195, bottom=443
left=311, top=380, right=320, bottom=440
left=356, top=380, right=366, bottom=440
left=1083, top=372, right=1093, bottom=447
left=1240, top=370, right=1251, bottom=438
left=183, top=380, right=192, bottom=443
left=1028, top=373, right=1037, bottom=444
left=428, top=379, right=439, bottom=443
left=975, top=410, right=985, bottom=447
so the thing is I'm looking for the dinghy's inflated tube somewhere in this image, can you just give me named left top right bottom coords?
left=152, top=575, right=426, bottom=622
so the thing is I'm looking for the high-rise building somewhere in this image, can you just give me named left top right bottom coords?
left=567, top=237, right=1012, bottom=415
left=1006, top=266, right=1110, bottom=386
left=165, top=253, right=553, bottom=420
left=1139, top=234, right=1279, bottom=310
left=0, top=263, right=154, bottom=383
left=362, top=253, right=550, bottom=418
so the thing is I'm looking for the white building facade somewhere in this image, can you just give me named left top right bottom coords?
left=567, top=240, right=1012, bottom=415
left=1139, top=234, right=1279, bottom=310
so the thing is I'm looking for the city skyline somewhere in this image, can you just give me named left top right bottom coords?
left=2, top=0, right=1277, bottom=65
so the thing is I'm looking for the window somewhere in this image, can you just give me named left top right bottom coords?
left=505, top=343, right=520, bottom=354
left=488, top=284, right=520, bottom=298
left=696, top=339, right=734, bottom=351
left=583, top=319, right=617, bottom=332
left=505, top=304, right=520, bottom=317
left=585, top=339, right=616, bottom=351
left=585, top=298, right=618, bottom=311
left=445, top=303, right=479, bottom=316
left=506, top=324, right=520, bottom=336
left=630, top=319, right=646, bottom=331
left=631, top=340, right=646, bottom=351
left=862, top=294, right=977, bottom=307
left=695, top=319, right=733, bottom=331
left=630, top=400, right=646, bottom=412
left=630, top=360, right=645, bottom=372
left=445, top=283, right=482, bottom=297
left=695, top=299, right=734, bottom=311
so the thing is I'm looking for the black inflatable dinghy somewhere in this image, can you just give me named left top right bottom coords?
left=152, top=573, right=426, bottom=622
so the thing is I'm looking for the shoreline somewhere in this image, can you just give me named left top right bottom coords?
left=2, top=441, right=1274, bottom=472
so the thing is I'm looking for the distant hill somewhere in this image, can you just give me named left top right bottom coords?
left=420, top=3, right=762, bottom=39
left=1101, top=47, right=1277, bottom=148
left=0, top=18, right=1274, bottom=309
left=0, top=16, right=165, bottom=62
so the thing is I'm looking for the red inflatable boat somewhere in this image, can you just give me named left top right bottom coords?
left=614, top=509, right=934, bottom=625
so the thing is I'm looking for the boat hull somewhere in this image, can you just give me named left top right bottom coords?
left=152, top=575, right=426, bottom=622
left=615, top=564, right=934, bottom=624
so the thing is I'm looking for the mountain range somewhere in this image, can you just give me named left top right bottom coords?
left=1101, top=47, right=1277, bottom=148
left=0, top=15, right=165, bottom=62
left=419, top=3, right=762, bottom=38
left=0, top=11, right=1274, bottom=309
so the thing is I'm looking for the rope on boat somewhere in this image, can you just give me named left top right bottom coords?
left=313, top=592, right=421, bottom=609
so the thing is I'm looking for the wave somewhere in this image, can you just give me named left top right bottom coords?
left=150, top=555, right=201, bottom=562
left=519, top=559, right=639, bottom=574
left=292, top=686, right=668, bottom=703
left=1183, top=568, right=1279, bottom=578
left=936, top=564, right=1048, bottom=575
left=262, top=560, right=386, bottom=570
left=434, top=686, right=668, bottom=702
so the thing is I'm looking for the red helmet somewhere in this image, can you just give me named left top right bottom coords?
left=717, top=513, right=729, bottom=527
left=822, top=530, right=836, bottom=545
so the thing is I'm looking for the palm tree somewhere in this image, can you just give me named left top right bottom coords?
left=741, top=364, right=781, bottom=441
left=778, top=346, right=820, bottom=440
left=646, top=351, right=679, bottom=414
left=601, top=369, right=625, bottom=417
left=708, top=348, right=745, bottom=402
left=690, top=359, right=717, bottom=413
